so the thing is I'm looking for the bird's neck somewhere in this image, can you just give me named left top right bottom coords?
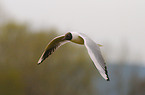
left=71, top=32, right=84, bottom=45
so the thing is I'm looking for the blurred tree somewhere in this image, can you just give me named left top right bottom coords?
left=0, top=22, right=95, bottom=95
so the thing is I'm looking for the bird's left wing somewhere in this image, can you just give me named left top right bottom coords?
left=79, top=33, right=110, bottom=81
left=38, top=35, right=69, bottom=65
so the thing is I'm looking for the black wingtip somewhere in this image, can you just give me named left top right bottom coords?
left=106, top=78, right=110, bottom=81
left=37, top=59, right=43, bottom=65
left=37, top=62, right=41, bottom=65
left=105, top=65, right=110, bottom=81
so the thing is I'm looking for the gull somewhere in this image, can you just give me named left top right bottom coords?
left=38, top=32, right=110, bottom=81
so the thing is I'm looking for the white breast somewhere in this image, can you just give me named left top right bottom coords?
left=70, top=32, right=84, bottom=45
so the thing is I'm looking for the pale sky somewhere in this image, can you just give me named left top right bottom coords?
left=1, top=0, right=145, bottom=65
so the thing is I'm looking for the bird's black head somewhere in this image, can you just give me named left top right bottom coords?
left=64, top=32, right=72, bottom=40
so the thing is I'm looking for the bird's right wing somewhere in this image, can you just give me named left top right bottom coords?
left=79, top=33, right=110, bottom=81
left=38, top=35, right=69, bottom=65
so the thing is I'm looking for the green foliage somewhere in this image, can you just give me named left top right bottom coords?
left=0, top=22, right=96, bottom=95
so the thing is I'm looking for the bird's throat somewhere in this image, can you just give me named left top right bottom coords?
left=71, top=36, right=84, bottom=45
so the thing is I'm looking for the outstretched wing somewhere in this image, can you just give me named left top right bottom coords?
left=38, top=35, right=69, bottom=65
left=79, top=33, right=110, bottom=81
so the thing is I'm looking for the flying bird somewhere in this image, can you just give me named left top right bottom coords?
left=38, top=32, right=110, bottom=81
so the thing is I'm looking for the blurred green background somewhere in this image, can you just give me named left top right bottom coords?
left=0, top=0, right=145, bottom=95
left=0, top=22, right=96, bottom=95
left=0, top=19, right=145, bottom=95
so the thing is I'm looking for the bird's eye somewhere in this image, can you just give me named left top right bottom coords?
left=65, top=33, right=72, bottom=40
left=67, top=34, right=70, bottom=37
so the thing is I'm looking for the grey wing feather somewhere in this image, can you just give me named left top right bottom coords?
left=38, top=35, right=69, bottom=65
left=79, top=33, right=110, bottom=81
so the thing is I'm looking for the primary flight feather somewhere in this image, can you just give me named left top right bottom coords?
left=38, top=32, right=110, bottom=81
